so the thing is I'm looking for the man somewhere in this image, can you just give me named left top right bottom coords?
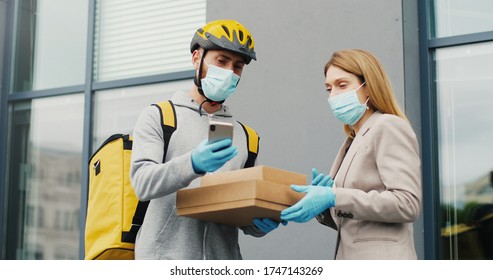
left=130, top=19, right=281, bottom=260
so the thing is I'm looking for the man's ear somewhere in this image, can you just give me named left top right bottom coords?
left=192, top=49, right=202, bottom=70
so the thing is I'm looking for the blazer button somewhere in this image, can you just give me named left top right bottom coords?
left=348, top=214, right=353, bottom=219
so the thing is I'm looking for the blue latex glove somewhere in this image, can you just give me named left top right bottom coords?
left=252, top=218, right=287, bottom=234
left=191, top=139, right=238, bottom=174
left=280, top=185, right=335, bottom=223
left=311, top=168, right=334, bottom=187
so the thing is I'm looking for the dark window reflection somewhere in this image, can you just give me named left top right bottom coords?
left=5, top=95, right=84, bottom=259
left=436, top=42, right=493, bottom=260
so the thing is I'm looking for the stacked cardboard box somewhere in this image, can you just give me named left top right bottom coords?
left=176, top=166, right=307, bottom=226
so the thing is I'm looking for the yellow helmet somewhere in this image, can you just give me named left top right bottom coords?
left=190, top=19, right=256, bottom=64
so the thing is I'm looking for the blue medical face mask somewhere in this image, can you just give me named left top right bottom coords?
left=201, top=60, right=240, bottom=102
left=327, top=82, right=368, bottom=125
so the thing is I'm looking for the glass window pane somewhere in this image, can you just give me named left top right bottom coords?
left=92, top=79, right=191, bottom=150
left=11, top=0, right=88, bottom=92
left=435, top=42, right=493, bottom=259
left=434, top=0, right=493, bottom=38
left=5, top=94, right=84, bottom=259
left=0, top=0, right=6, bottom=98
left=93, top=0, right=205, bottom=82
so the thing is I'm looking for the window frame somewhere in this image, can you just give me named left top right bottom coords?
left=418, top=0, right=493, bottom=260
left=0, top=0, right=199, bottom=259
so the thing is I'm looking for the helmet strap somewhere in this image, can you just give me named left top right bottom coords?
left=194, top=49, right=208, bottom=96
left=194, top=49, right=224, bottom=116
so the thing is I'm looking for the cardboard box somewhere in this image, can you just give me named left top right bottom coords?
left=176, top=166, right=307, bottom=226
left=200, top=165, right=307, bottom=188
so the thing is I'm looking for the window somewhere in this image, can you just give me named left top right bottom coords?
left=435, top=42, right=493, bottom=259
left=433, top=0, right=493, bottom=38
left=54, top=245, right=78, bottom=260
left=0, top=0, right=7, bottom=99
left=93, top=0, right=205, bottom=82
left=1, top=0, right=204, bottom=260
left=4, top=94, right=84, bottom=260
left=92, top=79, right=191, bottom=150
left=10, top=0, right=88, bottom=92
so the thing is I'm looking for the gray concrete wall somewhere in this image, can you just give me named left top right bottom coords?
left=207, top=0, right=423, bottom=259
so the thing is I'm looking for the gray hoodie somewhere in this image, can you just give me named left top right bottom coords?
left=130, top=91, right=265, bottom=259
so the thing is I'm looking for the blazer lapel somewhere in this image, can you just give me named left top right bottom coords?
left=329, top=138, right=352, bottom=179
left=331, top=111, right=383, bottom=188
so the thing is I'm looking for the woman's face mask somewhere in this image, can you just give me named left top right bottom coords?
left=200, top=59, right=240, bottom=102
left=327, top=82, right=368, bottom=125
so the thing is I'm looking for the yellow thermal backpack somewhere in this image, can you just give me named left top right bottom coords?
left=84, top=100, right=259, bottom=260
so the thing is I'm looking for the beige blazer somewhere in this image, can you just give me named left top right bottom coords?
left=317, top=111, right=422, bottom=260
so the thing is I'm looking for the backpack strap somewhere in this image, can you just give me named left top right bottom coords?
left=153, top=100, right=177, bottom=163
left=237, top=121, right=260, bottom=168
left=127, top=100, right=177, bottom=243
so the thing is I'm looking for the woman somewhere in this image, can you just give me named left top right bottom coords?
left=281, top=49, right=422, bottom=259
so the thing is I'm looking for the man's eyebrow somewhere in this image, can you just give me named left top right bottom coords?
left=218, top=53, right=245, bottom=64
left=217, top=54, right=232, bottom=60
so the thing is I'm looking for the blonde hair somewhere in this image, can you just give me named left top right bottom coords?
left=324, top=49, right=408, bottom=138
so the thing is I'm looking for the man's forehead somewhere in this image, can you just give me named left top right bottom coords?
left=208, top=49, right=246, bottom=63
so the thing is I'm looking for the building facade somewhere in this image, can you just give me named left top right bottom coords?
left=0, top=0, right=492, bottom=260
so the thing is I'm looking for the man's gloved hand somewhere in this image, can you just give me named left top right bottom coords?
left=191, top=139, right=237, bottom=174
left=311, top=168, right=334, bottom=187
left=252, top=218, right=287, bottom=234
left=280, top=185, right=335, bottom=223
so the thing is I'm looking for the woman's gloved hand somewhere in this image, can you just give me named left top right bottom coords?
left=252, top=218, right=287, bottom=234
left=311, top=168, right=334, bottom=187
left=280, top=185, right=335, bottom=223
left=191, top=139, right=237, bottom=174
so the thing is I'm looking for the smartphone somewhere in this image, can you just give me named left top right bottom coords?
left=208, top=121, right=234, bottom=144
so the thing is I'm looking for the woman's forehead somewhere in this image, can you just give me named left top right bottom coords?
left=325, top=66, right=358, bottom=83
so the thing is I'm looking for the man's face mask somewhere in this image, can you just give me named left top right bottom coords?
left=327, top=82, right=368, bottom=125
left=201, top=59, right=240, bottom=102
